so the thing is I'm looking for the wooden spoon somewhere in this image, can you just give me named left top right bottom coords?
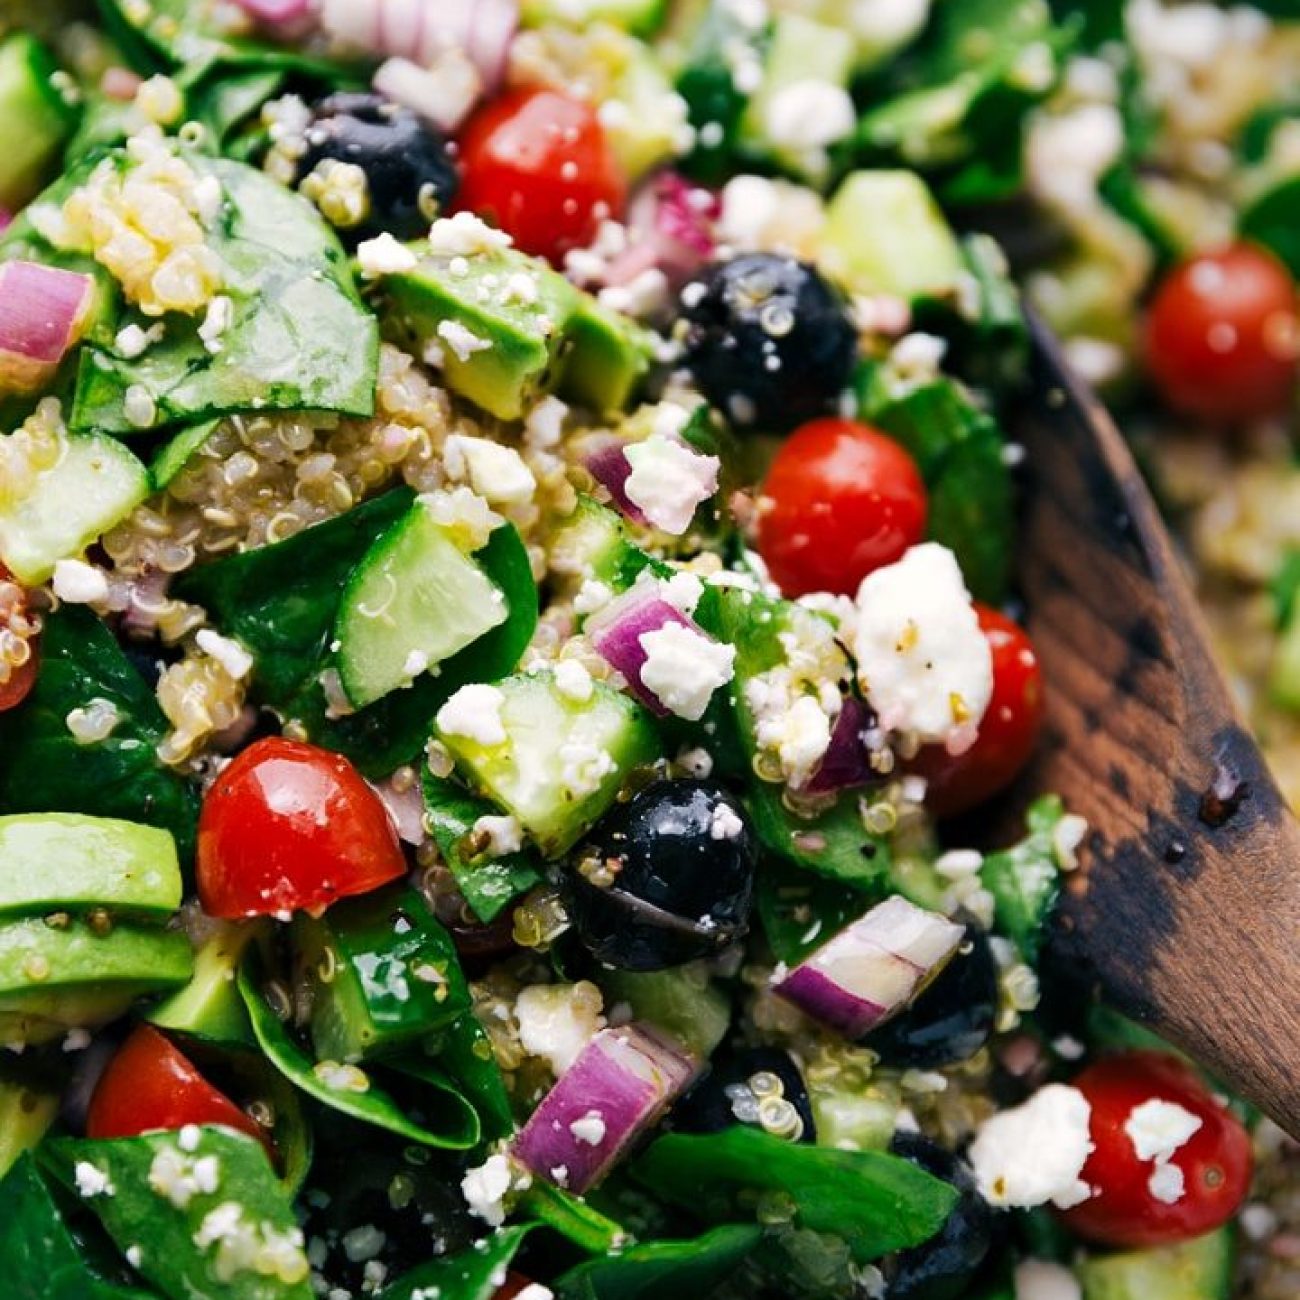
left=1008, top=313, right=1300, bottom=1134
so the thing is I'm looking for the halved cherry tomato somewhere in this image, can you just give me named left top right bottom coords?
left=197, top=737, right=406, bottom=919
left=1146, top=241, right=1300, bottom=422
left=1060, top=1050, right=1253, bottom=1249
left=0, top=564, right=40, bottom=711
left=757, top=417, right=928, bottom=598
left=456, top=87, right=626, bottom=265
left=492, top=1274, right=539, bottom=1300
left=87, top=1024, right=266, bottom=1148
left=912, top=605, right=1043, bottom=817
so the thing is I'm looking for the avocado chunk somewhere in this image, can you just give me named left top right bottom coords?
left=146, top=921, right=260, bottom=1046
left=295, top=885, right=471, bottom=1063
left=0, top=813, right=182, bottom=919
left=381, top=248, right=580, bottom=421
left=561, top=297, right=653, bottom=414
left=1076, top=1226, right=1234, bottom=1300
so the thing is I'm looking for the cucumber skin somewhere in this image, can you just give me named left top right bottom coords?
left=0, top=32, right=76, bottom=210
left=1076, top=1227, right=1234, bottom=1300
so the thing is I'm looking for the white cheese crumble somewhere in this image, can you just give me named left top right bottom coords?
left=461, top=1154, right=515, bottom=1227
left=515, top=980, right=606, bottom=1075
left=429, top=211, right=514, bottom=257
left=756, top=692, right=832, bottom=789
left=443, top=434, right=537, bottom=508
left=472, top=813, right=523, bottom=857
left=573, top=579, right=613, bottom=616
left=198, top=294, right=234, bottom=354
left=421, top=486, right=503, bottom=552
left=623, top=436, right=720, bottom=535
left=764, top=80, right=856, bottom=152
left=514, top=1286, right=554, bottom=1300
left=569, top=1110, right=608, bottom=1146
left=638, top=621, right=736, bottom=721
left=436, top=683, right=508, bottom=747
left=968, top=1085, right=1095, bottom=1210
left=1124, top=1098, right=1203, bottom=1163
left=1014, top=1258, right=1082, bottom=1300
left=114, top=320, right=164, bottom=359
left=436, top=319, right=492, bottom=364
left=75, top=1161, right=112, bottom=1198
left=196, top=628, right=254, bottom=680
left=524, top=395, right=568, bottom=449
left=52, top=558, right=109, bottom=604
left=1148, top=1161, right=1187, bottom=1205
left=356, top=232, right=418, bottom=279
left=853, top=544, right=993, bottom=753
left=313, top=1060, right=370, bottom=1093
left=559, top=740, right=615, bottom=798
left=710, top=802, right=745, bottom=841
left=149, top=1145, right=222, bottom=1210
left=553, top=658, right=594, bottom=702
left=662, top=570, right=705, bottom=615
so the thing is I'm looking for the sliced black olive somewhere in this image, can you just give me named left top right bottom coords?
left=884, top=1132, right=994, bottom=1300
left=673, top=1045, right=816, bottom=1144
left=680, top=253, right=858, bottom=432
left=295, top=92, right=458, bottom=241
left=563, top=779, right=756, bottom=970
left=865, top=927, right=998, bottom=1069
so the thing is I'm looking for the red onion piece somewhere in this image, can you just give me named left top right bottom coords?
left=232, top=0, right=314, bottom=25
left=803, top=695, right=879, bottom=795
left=512, top=1023, right=695, bottom=1194
left=468, top=0, right=518, bottom=92
left=369, top=773, right=427, bottom=845
left=0, top=209, right=11, bottom=234
left=0, top=261, right=94, bottom=395
left=581, top=436, right=644, bottom=524
left=619, top=172, right=719, bottom=289
left=775, top=896, right=964, bottom=1038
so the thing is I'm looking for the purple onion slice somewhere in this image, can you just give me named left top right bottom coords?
left=802, top=694, right=880, bottom=795
left=0, top=261, right=94, bottom=395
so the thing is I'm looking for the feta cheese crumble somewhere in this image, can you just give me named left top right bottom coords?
left=196, top=629, right=254, bottom=680
left=75, top=1160, right=112, bottom=1198
left=52, top=558, right=109, bottom=604
left=710, top=802, right=745, bottom=841
left=1014, top=1258, right=1082, bottom=1300
left=461, top=1154, right=515, bottom=1227
left=623, top=436, right=720, bottom=535
left=443, top=434, right=537, bottom=507
left=472, top=813, right=524, bottom=857
left=553, top=658, right=594, bottom=702
left=1124, top=1098, right=1203, bottom=1163
left=638, top=621, right=736, bottom=721
left=428, top=211, right=513, bottom=257
left=356, top=232, right=418, bottom=279
left=853, top=544, right=993, bottom=752
left=569, top=1111, right=608, bottom=1146
left=515, top=980, right=606, bottom=1074
left=968, top=1085, right=1095, bottom=1210
left=436, top=683, right=507, bottom=746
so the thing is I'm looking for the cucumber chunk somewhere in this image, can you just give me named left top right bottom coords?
left=1076, top=1227, right=1234, bottom=1300
left=0, top=813, right=181, bottom=919
left=335, top=503, right=510, bottom=709
left=437, top=672, right=661, bottom=856
left=0, top=431, right=148, bottom=584
left=295, top=885, right=470, bottom=1063
left=599, top=964, right=731, bottom=1058
left=521, top=0, right=668, bottom=36
left=0, top=33, right=76, bottom=211
left=548, top=495, right=661, bottom=597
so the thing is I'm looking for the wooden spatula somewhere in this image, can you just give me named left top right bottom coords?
left=1008, top=314, right=1300, bottom=1135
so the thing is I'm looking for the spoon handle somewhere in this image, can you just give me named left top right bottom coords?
left=1014, top=316, right=1300, bottom=1134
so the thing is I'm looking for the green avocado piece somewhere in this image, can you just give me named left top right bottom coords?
left=1076, top=1227, right=1234, bottom=1300
left=381, top=248, right=580, bottom=420
left=0, top=1075, right=59, bottom=1179
left=295, top=885, right=470, bottom=1063
left=560, top=296, right=653, bottom=414
left=0, top=813, right=182, bottom=919
left=145, top=920, right=260, bottom=1046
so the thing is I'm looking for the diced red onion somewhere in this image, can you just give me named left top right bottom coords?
left=0, top=261, right=94, bottom=395
left=0, top=209, right=11, bottom=234
left=803, top=695, right=879, bottom=796
left=512, top=1024, right=695, bottom=1194
left=587, top=585, right=713, bottom=717
left=775, top=896, right=964, bottom=1038
left=100, top=66, right=143, bottom=102
left=612, top=172, right=719, bottom=289
left=232, top=0, right=314, bottom=26
left=369, top=773, right=427, bottom=845
left=581, top=435, right=643, bottom=523
left=468, top=0, right=518, bottom=92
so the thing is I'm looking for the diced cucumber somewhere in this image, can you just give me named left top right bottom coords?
left=599, top=964, right=731, bottom=1059
left=521, top=0, right=668, bottom=36
left=1076, top=1227, right=1233, bottom=1300
left=437, top=672, right=661, bottom=856
left=295, top=885, right=470, bottom=1063
left=809, top=1085, right=899, bottom=1151
left=0, top=813, right=181, bottom=919
left=806, top=0, right=932, bottom=72
left=1269, top=611, right=1300, bottom=712
left=547, top=495, right=661, bottom=595
left=0, top=33, right=76, bottom=211
left=334, top=502, right=509, bottom=709
left=738, top=14, right=856, bottom=180
left=146, top=921, right=260, bottom=1046
left=599, top=38, right=691, bottom=182
left=0, top=431, right=149, bottom=585
left=0, top=1075, right=58, bottom=1180
left=819, top=171, right=965, bottom=299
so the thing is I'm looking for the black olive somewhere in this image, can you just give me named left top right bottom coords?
left=296, top=93, right=459, bottom=241
left=564, top=779, right=756, bottom=970
left=680, top=253, right=858, bottom=432
left=884, top=1132, right=994, bottom=1300
left=673, top=1045, right=816, bottom=1144
left=865, top=927, right=998, bottom=1069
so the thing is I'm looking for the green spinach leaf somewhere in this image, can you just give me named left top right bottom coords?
left=43, top=1127, right=311, bottom=1300
left=379, top=1226, right=531, bottom=1300
left=427, top=1011, right=516, bottom=1142
left=0, top=605, right=199, bottom=859
left=555, top=1224, right=763, bottom=1299
left=632, top=1127, right=958, bottom=1264
left=72, top=154, right=378, bottom=433
left=519, top=1180, right=630, bottom=1255
left=979, top=794, right=1069, bottom=961
left=756, top=857, right=869, bottom=965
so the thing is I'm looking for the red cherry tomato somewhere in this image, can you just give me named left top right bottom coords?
left=0, top=565, right=40, bottom=712
left=1146, top=242, right=1300, bottom=422
left=492, top=1275, right=539, bottom=1300
left=757, top=418, right=928, bottom=598
left=197, top=737, right=406, bottom=919
left=1060, top=1051, right=1253, bottom=1249
left=87, top=1024, right=266, bottom=1148
left=456, top=87, right=626, bottom=265
left=912, top=605, right=1044, bottom=817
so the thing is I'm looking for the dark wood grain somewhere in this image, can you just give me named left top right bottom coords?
left=1010, top=315, right=1300, bottom=1134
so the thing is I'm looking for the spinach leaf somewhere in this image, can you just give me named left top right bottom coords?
left=43, top=1127, right=311, bottom=1300
left=379, top=1226, right=531, bottom=1300
left=149, top=418, right=222, bottom=489
left=555, top=1224, right=763, bottom=1299
left=1241, top=175, right=1300, bottom=280
left=0, top=1155, right=155, bottom=1300
left=979, top=794, right=1069, bottom=962
left=189, top=68, right=286, bottom=146
left=421, top=772, right=543, bottom=922
left=1272, top=546, right=1300, bottom=628
left=427, top=1012, right=516, bottom=1142
left=72, top=154, right=378, bottom=434
left=0, top=605, right=199, bottom=859
left=519, top=1181, right=630, bottom=1255
left=238, top=956, right=480, bottom=1150
left=756, top=857, right=869, bottom=965
left=631, top=1127, right=959, bottom=1263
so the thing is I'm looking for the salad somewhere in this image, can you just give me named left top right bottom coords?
left=0, top=2, right=1290, bottom=1299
